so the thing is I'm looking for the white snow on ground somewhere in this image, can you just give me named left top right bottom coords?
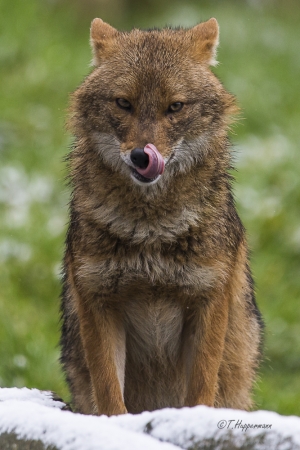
left=1, top=388, right=300, bottom=450
left=112, top=406, right=300, bottom=449
left=0, top=387, right=64, bottom=409
left=0, top=388, right=178, bottom=450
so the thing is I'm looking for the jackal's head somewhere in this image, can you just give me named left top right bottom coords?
left=69, top=18, right=237, bottom=187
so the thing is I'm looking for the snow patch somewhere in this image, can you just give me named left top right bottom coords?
left=1, top=388, right=300, bottom=450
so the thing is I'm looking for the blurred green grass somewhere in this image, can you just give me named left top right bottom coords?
left=0, top=0, right=299, bottom=415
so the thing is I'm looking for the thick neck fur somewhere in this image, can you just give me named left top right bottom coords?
left=68, top=131, right=233, bottom=246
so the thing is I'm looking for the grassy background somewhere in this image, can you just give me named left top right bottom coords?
left=1, top=0, right=299, bottom=415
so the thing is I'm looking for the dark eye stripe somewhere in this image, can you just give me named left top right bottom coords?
left=116, top=98, right=132, bottom=110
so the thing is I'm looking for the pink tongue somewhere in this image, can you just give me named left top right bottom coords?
left=135, top=144, right=165, bottom=179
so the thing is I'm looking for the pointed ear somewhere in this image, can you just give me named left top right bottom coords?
left=90, top=18, right=118, bottom=66
left=189, top=18, right=219, bottom=66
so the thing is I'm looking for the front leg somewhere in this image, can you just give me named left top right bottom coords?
left=183, top=293, right=229, bottom=407
left=77, top=298, right=127, bottom=416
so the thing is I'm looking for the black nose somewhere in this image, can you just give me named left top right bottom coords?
left=130, top=148, right=149, bottom=169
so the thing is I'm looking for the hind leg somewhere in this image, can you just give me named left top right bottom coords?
left=215, top=247, right=263, bottom=409
left=60, top=306, right=95, bottom=414
left=216, top=299, right=262, bottom=409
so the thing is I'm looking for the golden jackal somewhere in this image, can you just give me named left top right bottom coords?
left=60, top=18, right=263, bottom=415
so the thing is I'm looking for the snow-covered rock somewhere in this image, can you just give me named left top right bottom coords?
left=0, top=388, right=299, bottom=450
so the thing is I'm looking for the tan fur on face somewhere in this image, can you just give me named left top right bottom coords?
left=60, top=18, right=263, bottom=416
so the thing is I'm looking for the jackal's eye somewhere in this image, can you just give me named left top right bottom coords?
left=116, top=98, right=132, bottom=110
left=167, top=102, right=183, bottom=113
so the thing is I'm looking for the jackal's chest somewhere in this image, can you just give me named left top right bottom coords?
left=124, top=299, right=184, bottom=362
left=77, top=250, right=219, bottom=296
left=89, top=198, right=201, bottom=245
